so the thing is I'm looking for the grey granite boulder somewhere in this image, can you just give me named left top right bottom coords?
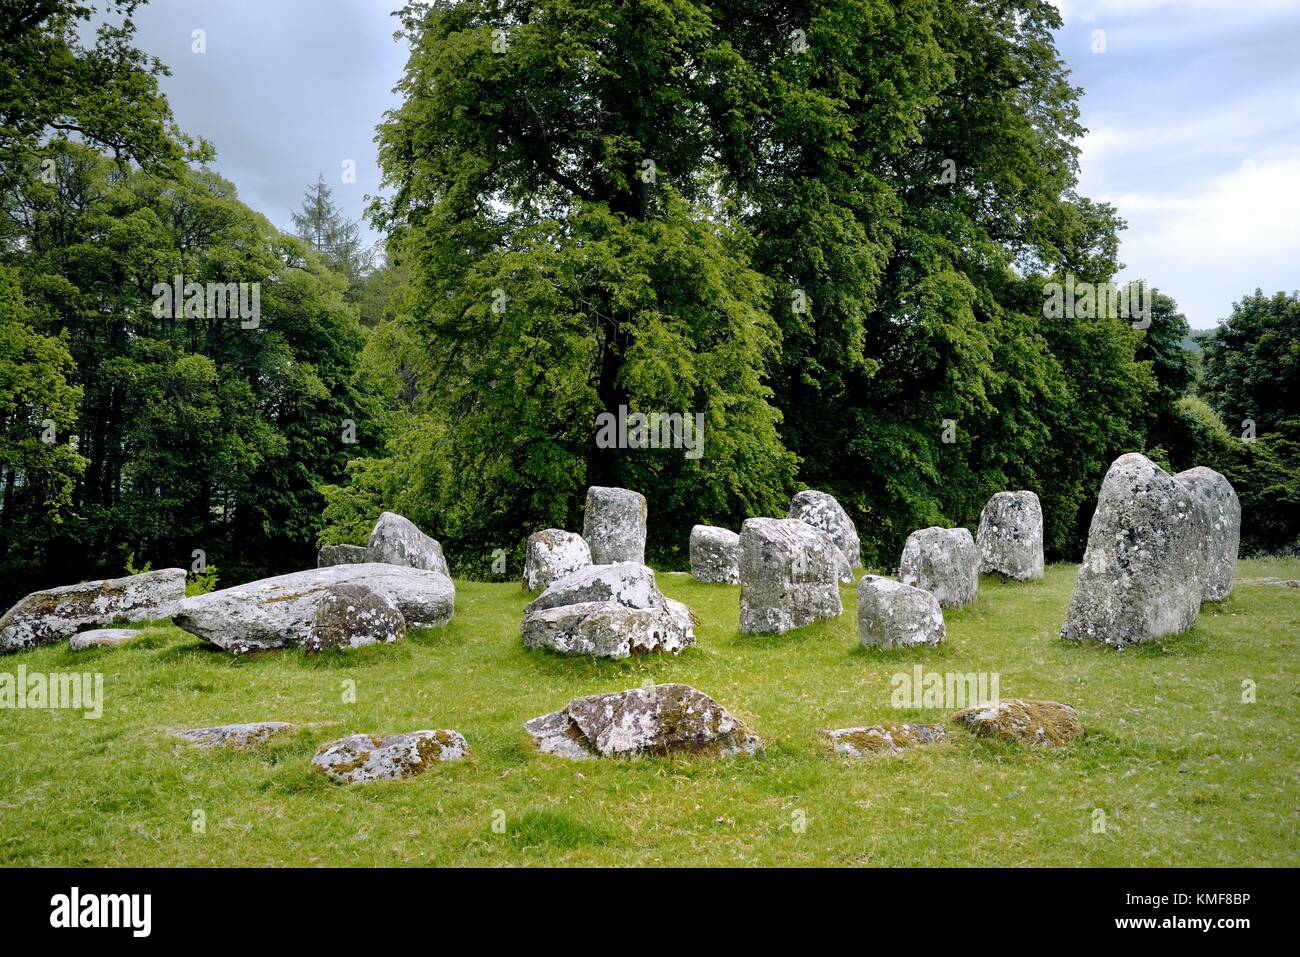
left=976, top=491, right=1045, bottom=580
left=787, top=490, right=860, bottom=580
left=0, top=568, right=185, bottom=654
left=689, top=525, right=740, bottom=584
left=305, top=583, right=406, bottom=653
left=898, top=527, right=979, bottom=607
left=1175, top=466, right=1240, bottom=602
left=317, top=543, right=370, bottom=567
left=857, top=575, right=945, bottom=648
left=312, top=730, right=468, bottom=783
left=521, top=562, right=694, bottom=657
left=524, top=684, right=762, bottom=759
left=367, top=511, right=449, bottom=576
left=739, top=517, right=845, bottom=634
left=825, top=723, right=948, bottom=756
left=522, top=529, right=592, bottom=591
left=173, top=722, right=295, bottom=748
left=582, top=486, right=647, bottom=564
left=69, top=628, right=141, bottom=651
left=1061, top=453, right=1206, bottom=647
left=951, top=699, right=1082, bottom=747
left=173, top=563, right=453, bottom=654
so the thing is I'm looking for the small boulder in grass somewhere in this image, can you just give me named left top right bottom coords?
left=305, top=583, right=406, bottom=653
left=950, top=699, right=1082, bottom=747
left=825, top=724, right=948, bottom=757
left=173, top=722, right=295, bottom=748
left=69, top=628, right=140, bottom=651
left=312, top=730, right=468, bottom=783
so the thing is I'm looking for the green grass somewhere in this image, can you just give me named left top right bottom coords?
left=2, top=558, right=1297, bottom=866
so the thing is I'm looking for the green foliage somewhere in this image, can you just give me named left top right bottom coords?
left=1200, top=289, right=1300, bottom=435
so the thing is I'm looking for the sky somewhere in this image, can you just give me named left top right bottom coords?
left=118, top=0, right=1299, bottom=330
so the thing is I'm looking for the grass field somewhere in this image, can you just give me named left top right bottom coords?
left=1, top=558, right=1297, bottom=867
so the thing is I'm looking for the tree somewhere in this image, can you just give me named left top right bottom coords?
left=1200, top=290, right=1300, bottom=436
left=291, top=175, right=373, bottom=291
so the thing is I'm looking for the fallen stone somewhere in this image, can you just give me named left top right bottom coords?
left=317, top=543, right=370, bottom=567
left=1061, top=452, right=1206, bottom=647
left=305, top=583, right=406, bottom=653
left=787, top=490, right=860, bottom=580
left=0, top=569, right=186, bottom=654
left=1175, top=466, right=1240, bottom=602
left=522, top=529, right=592, bottom=591
left=950, top=699, right=1082, bottom=747
left=689, top=525, right=741, bottom=584
left=312, top=729, right=468, bottom=783
left=173, top=563, right=453, bottom=654
left=857, top=575, right=945, bottom=648
left=898, top=527, right=979, bottom=607
left=582, top=486, right=647, bottom=564
left=521, top=563, right=694, bottom=658
left=525, top=684, right=762, bottom=759
left=367, top=511, right=449, bottom=575
left=739, top=517, right=845, bottom=634
left=825, top=723, right=948, bottom=756
left=69, top=628, right=141, bottom=651
left=173, top=722, right=295, bottom=748
left=976, top=491, right=1045, bottom=580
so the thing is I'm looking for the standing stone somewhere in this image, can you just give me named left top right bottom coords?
left=787, top=490, right=860, bottom=580
left=306, top=583, right=406, bottom=653
left=976, top=491, right=1045, bottom=580
left=524, top=684, right=762, bottom=759
left=522, top=529, right=592, bottom=592
left=739, top=517, right=845, bottom=634
left=367, top=511, right=449, bottom=576
left=898, top=527, right=979, bottom=607
left=0, top=568, right=185, bottom=654
left=857, top=575, right=945, bottom=648
left=582, top=486, right=647, bottom=564
left=312, top=730, right=468, bottom=783
left=689, top=525, right=741, bottom=584
left=1061, top=453, right=1207, bottom=647
left=318, top=543, right=370, bottom=568
left=173, top=563, right=453, bottom=654
left=1175, top=466, right=1240, bottom=602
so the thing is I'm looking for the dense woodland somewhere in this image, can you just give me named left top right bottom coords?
left=1, top=0, right=1296, bottom=604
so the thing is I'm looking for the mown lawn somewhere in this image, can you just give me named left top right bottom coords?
left=1, top=558, right=1296, bottom=866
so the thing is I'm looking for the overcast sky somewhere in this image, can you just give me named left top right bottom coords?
left=121, top=0, right=1299, bottom=330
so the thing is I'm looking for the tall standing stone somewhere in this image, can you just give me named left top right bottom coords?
left=582, top=486, right=647, bottom=564
left=1175, top=466, right=1240, bottom=602
left=787, top=490, right=860, bottom=580
left=689, top=525, right=740, bottom=584
left=1061, top=453, right=1207, bottom=647
left=976, top=491, right=1045, bottom=580
left=739, top=517, right=844, bottom=634
left=898, top=527, right=979, bottom=607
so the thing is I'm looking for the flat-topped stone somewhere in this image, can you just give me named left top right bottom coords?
left=689, top=525, right=740, bottom=584
left=976, top=491, right=1045, bottom=580
left=582, top=486, right=647, bottom=564
left=522, top=529, right=592, bottom=591
left=825, top=724, right=948, bottom=756
left=898, top=527, right=979, bottom=607
left=312, top=730, right=468, bottom=783
left=739, top=517, right=845, bottom=634
left=857, top=575, right=945, bottom=648
left=173, top=722, right=295, bottom=748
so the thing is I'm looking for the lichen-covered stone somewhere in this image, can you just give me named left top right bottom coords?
left=1175, top=466, right=1240, bottom=602
left=825, top=723, right=948, bottom=756
left=582, top=486, right=647, bottom=564
left=0, top=569, right=185, bottom=654
left=305, top=583, right=406, bottom=653
left=950, top=699, right=1082, bottom=747
left=367, top=511, right=449, bottom=575
left=312, top=729, right=468, bottom=783
left=1061, top=453, right=1206, bottom=647
left=898, top=527, right=979, bottom=607
left=522, top=529, right=592, bottom=592
left=317, top=543, right=369, bottom=568
left=173, top=722, right=295, bottom=748
left=521, top=562, right=694, bottom=658
left=976, top=491, right=1045, bottom=580
left=689, top=525, right=740, bottom=584
left=525, top=684, right=762, bottom=759
left=173, top=563, right=453, bottom=654
left=787, top=490, right=860, bottom=580
left=857, top=575, right=945, bottom=648
left=69, top=628, right=140, bottom=651
left=739, top=517, right=845, bottom=634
